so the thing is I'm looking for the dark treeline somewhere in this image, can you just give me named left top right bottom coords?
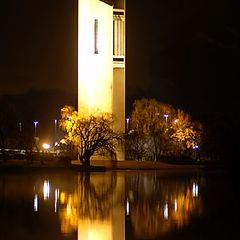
left=0, top=88, right=76, bottom=156
left=200, top=112, right=239, bottom=167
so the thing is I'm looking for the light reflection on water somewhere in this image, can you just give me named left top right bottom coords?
left=0, top=171, right=205, bottom=240
left=125, top=173, right=202, bottom=239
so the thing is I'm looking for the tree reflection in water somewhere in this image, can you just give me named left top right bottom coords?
left=57, top=172, right=203, bottom=239
left=126, top=173, right=203, bottom=239
left=58, top=172, right=121, bottom=235
left=0, top=171, right=217, bottom=240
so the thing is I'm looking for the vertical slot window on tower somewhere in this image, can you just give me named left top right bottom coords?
left=94, top=19, right=98, bottom=54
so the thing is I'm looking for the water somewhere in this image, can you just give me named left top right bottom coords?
left=0, top=169, right=239, bottom=240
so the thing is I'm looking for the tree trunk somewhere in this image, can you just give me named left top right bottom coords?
left=79, top=154, right=91, bottom=168
left=84, top=156, right=91, bottom=167
left=79, top=155, right=84, bottom=165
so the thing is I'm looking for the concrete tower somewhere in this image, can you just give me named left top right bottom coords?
left=78, top=0, right=126, bottom=160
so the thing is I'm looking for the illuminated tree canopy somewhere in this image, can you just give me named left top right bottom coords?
left=59, top=105, right=122, bottom=166
left=126, top=98, right=203, bottom=161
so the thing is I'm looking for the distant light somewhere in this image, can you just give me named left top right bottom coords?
left=60, top=192, right=66, bottom=204
left=163, top=114, right=169, bottom=123
left=42, top=143, right=51, bottom=149
left=54, top=188, right=59, bottom=213
left=163, top=203, right=169, bottom=219
left=174, top=119, right=179, bottom=124
left=174, top=199, right=178, bottom=212
left=43, top=180, right=50, bottom=200
left=34, top=194, right=38, bottom=212
left=126, top=117, right=130, bottom=132
left=34, top=121, right=38, bottom=126
left=126, top=199, right=130, bottom=215
left=19, top=122, right=22, bottom=132
left=66, top=203, right=71, bottom=216
left=33, top=121, right=39, bottom=136
left=55, top=188, right=59, bottom=200
left=193, top=145, right=199, bottom=150
left=54, top=200, right=57, bottom=213
left=192, top=183, right=199, bottom=197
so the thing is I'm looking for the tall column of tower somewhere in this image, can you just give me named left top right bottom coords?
left=112, top=0, right=126, bottom=160
left=78, top=0, right=126, bottom=160
left=78, top=0, right=113, bottom=115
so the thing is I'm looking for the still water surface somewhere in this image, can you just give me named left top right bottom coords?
left=0, top=170, right=238, bottom=240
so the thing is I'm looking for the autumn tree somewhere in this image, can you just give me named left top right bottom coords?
left=128, top=98, right=175, bottom=160
left=127, top=98, right=203, bottom=161
left=59, top=105, right=122, bottom=167
left=170, top=109, right=202, bottom=158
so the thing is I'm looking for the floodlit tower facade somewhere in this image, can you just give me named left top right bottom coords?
left=78, top=0, right=126, bottom=160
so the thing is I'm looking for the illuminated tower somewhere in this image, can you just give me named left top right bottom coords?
left=78, top=0, right=126, bottom=159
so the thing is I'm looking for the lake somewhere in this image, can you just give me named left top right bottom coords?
left=0, top=169, right=238, bottom=240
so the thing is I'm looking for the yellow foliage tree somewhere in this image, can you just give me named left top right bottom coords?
left=170, top=110, right=202, bottom=155
left=128, top=98, right=203, bottom=161
left=129, top=98, right=175, bottom=160
left=59, top=105, right=122, bottom=167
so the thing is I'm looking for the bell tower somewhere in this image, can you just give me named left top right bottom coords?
left=78, top=0, right=126, bottom=160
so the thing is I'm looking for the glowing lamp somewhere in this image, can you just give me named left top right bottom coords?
left=42, top=143, right=51, bottom=150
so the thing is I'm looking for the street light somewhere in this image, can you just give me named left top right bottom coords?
left=34, top=121, right=39, bottom=136
left=19, top=122, right=22, bottom=132
left=126, top=117, right=130, bottom=132
left=163, top=114, right=169, bottom=123
left=54, top=119, right=58, bottom=144
left=42, top=143, right=51, bottom=150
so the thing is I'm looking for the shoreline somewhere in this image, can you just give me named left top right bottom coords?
left=0, top=159, right=226, bottom=173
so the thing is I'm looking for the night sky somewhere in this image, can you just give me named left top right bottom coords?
left=1, top=0, right=240, bottom=121
left=0, top=0, right=77, bottom=96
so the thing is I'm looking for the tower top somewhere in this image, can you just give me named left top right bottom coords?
left=100, top=0, right=113, bottom=6
left=100, top=0, right=125, bottom=8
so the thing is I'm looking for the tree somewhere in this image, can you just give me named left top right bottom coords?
left=127, top=98, right=203, bottom=161
left=170, top=110, right=202, bottom=158
left=59, top=105, right=122, bottom=167
left=129, top=98, right=175, bottom=160
left=125, top=130, right=147, bottom=161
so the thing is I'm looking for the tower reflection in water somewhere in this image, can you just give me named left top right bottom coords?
left=34, top=172, right=202, bottom=240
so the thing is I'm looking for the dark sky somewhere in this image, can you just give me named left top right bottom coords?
left=0, top=0, right=77, bottom=95
left=127, top=0, right=240, bottom=119
left=1, top=0, right=240, bottom=120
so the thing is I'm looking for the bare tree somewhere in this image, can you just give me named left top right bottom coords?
left=59, top=105, right=122, bottom=167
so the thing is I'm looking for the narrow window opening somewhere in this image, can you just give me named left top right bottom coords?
left=94, top=19, right=98, bottom=54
